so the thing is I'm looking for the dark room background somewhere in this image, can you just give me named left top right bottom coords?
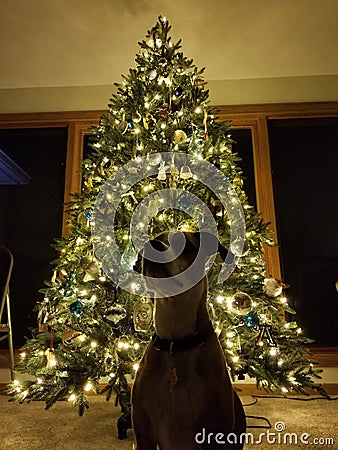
left=0, top=127, right=67, bottom=347
left=268, top=117, right=338, bottom=345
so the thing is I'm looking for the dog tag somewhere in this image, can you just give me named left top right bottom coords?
left=168, top=367, right=178, bottom=386
left=133, top=296, right=153, bottom=332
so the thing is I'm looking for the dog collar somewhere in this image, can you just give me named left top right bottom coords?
left=152, top=320, right=215, bottom=354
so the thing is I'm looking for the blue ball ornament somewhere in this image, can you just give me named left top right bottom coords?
left=69, top=300, right=83, bottom=317
left=245, top=312, right=260, bottom=328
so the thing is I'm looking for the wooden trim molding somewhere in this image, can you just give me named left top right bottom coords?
left=215, top=101, right=338, bottom=119
left=62, top=120, right=99, bottom=235
left=220, top=115, right=281, bottom=278
left=0, top=110, right=104, bottom=127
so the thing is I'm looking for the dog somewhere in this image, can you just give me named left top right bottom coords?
left=132, top=231, right=246, bottom=449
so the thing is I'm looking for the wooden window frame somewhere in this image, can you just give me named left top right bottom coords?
left=1, top=101, right=337, bottom=365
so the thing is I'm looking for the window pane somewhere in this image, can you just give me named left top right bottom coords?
left=269, top=118, right=338, bottom=345
left=0, top=127, right=68, bottom=347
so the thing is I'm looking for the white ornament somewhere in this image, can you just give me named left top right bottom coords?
left=263, top=277, right=283, bottom=297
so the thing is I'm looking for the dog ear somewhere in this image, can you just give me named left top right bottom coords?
left=193, top=231, right=234, bottom=264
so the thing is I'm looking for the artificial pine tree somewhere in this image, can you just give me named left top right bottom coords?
left=8, top=16, right=327, bottom=429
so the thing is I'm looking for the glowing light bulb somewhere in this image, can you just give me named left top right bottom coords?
left=226, top=297, right=233, bottom=309
left=232, top=356, right=240, bottom=363
left=133, top=363, right=139, bottom=372
left=68, top=394, right=76, bottom=402
left=90, top=341, right=97, bottom=348
left=130, top=282, right=138, bottom=292
left=216, top=295, right=224, bottom=304
left=215, top=323, right=222, bottom=335
left=84, top=382, right=93, bottom=392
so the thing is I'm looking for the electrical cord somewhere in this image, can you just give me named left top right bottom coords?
left=242, top=393, right=338, bottom=429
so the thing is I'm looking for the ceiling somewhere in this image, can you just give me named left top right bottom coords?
left=1, top=0, right=338, bottom=90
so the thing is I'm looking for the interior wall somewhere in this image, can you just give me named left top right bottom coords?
left=0, top=74, right=337, bottom=114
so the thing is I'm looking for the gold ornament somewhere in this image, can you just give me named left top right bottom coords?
left=174, top=129, right=187, bottom=144
left=133, top=296, right=153, bottom=332
left=180, top=165, right=193, bottom=179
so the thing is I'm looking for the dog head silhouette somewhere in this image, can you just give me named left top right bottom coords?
left=134, top=231, right=232, bottom=298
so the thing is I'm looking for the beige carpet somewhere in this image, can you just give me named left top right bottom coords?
left=0, top=394, right=337, bottom=449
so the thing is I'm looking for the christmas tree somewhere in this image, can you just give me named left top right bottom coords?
left=8, top=16, right=327, bottom=426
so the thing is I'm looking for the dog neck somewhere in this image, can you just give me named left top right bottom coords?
left=153, top=278, right=210, bottom=340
